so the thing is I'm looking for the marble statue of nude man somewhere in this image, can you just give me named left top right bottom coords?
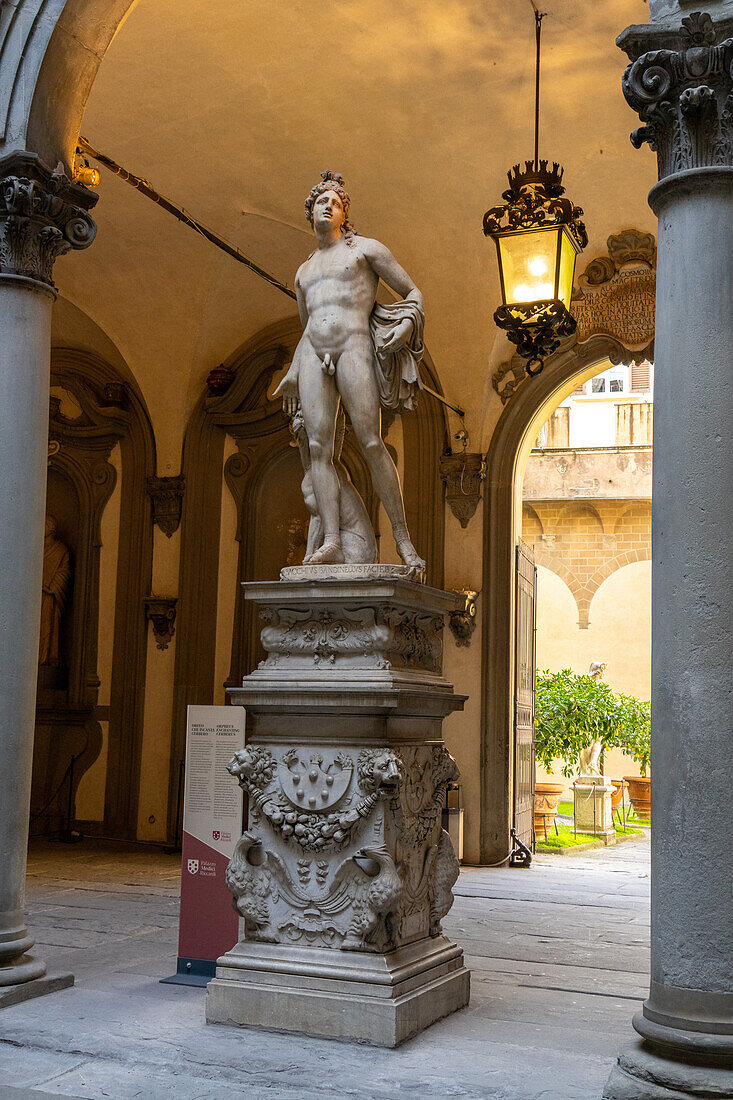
left=275, top=171, right=426, bottom=571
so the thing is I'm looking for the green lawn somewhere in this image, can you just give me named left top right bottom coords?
left=557, top=799, right=649, bottom=826
left=536, top=819, right=643, bottom=851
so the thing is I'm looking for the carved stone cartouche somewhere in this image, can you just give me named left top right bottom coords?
left=226, top=740, right=460, bottom=954
left=439, top=453, right=486, bottom=528
left=146, top=475, right=185, bottom=537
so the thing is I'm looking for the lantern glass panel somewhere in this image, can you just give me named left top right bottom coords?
left=557, top=227, right=579, bottom=310
left=498, top=227, right=560, bottom=306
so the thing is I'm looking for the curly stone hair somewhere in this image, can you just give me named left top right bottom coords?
left=305, top=171, right=355, bottom=236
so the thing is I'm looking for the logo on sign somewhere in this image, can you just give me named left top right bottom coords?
left=212, top=830, right=220, bottom=841
left=187, top=859, right=199, bottom=875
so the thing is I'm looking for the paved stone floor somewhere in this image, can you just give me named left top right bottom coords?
left=0, top=836, right=651, bottom=1100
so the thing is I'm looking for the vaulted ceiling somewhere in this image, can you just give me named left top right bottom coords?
left=51, top=0, right=657, bottom=465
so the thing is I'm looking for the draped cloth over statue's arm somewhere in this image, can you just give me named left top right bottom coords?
left=369, top=299, right=425, bottom=412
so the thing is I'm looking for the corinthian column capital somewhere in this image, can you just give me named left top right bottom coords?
left=0, top=152, right=97, bottom=289
left=618, top=11, right=733, bottom=180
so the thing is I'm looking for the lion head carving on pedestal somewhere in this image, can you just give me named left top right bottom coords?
left=227, top=746, right=276, bottom=791
left=357, top=748, right=403, bottom=794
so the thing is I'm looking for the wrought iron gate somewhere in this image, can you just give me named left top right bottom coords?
left=512, top=539, right=537, bottom=860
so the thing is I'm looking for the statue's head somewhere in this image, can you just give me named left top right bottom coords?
left=45, top=515, right=57, bottom=538
left=305, top=171, right=354, bottom=237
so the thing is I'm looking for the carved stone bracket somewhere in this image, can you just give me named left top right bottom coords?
left=206, top=364, right=235, bottom=395
left=618, top=12, right=733, bottom=179
left=0, top=152, right=97, bottom=287
left=448, top=589, right=479, bottom=647
left=146, top=475, right=185, bottom=537
left=439, top=453, right=486, bottom=528
left=144, top=597, right=177, bottom=650
left=572, top=228, right=656, bottom=364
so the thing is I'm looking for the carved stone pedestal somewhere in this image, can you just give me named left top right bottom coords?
left=205, top=568, right=471, bottom=1046
left=574, top=777, right=616, bottom=841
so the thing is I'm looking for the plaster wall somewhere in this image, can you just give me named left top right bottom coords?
left=442, top=500, right=485, bottom=865
left=534, top=562, right=651, bottom=792
left=213, top=433, right=239, bottom=705
left=136, top=628, right=176, bottom=841
left=75, top=719, right=109, bottom=822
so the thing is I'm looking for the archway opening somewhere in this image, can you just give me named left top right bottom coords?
left=480, top=340, right=654, bottom=865
left=519, top=360, right=653, bottom=852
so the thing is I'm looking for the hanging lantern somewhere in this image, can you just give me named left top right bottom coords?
left=482, top=9, right=588, bottom=376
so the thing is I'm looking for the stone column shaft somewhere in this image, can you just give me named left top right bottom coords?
left=648, top=169, right=733, bottom=1035
left=0, top=153, right=96, bottom=988
left=0, top=279, right=53, bottom=983
left=605, top=11, right=733, bottom=1096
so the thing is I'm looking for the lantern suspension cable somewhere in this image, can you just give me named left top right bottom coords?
left=531, top=3, right=547, bottom=170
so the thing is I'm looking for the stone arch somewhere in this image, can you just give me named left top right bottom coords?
left=585, top=545, right=652, bottom=623
left=0, top=1, right=139, bottom=171
left=555, top=500, right=605, bottom=534
left=480, top=332, right=644, bottom=862
left=614, top=500, right=652, bottom=535
left=43, top=346, right=156, bottom=838
left=521, top=503, right=543, bottom=542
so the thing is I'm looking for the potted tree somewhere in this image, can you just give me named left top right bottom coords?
left=534, top=670, right=630, bottom=834
left=619, top=694, right=651, bottom=820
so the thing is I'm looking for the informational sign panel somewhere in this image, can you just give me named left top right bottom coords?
left=163, top=704, right=244, bottom=985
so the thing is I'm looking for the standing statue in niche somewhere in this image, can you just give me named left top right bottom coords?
left=38, top=515, right=71, bottom=665
left=275, top=171, right=426, bottom=572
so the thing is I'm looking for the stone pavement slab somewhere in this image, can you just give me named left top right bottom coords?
left=0, top=837, right=652, bottom=1100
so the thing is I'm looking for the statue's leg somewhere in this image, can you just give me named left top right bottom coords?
left=298, top=342, right=343, bottom=564
left=337, top=338, right=425, bottom=572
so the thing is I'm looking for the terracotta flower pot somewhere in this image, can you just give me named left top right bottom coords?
left=624, top=775, right=651, bottom=820
left=609, top=779, right=627, bottom=812
left=534, top=782, right=566, bottom=832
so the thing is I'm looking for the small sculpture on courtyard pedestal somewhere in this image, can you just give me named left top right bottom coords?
left=577, top=660, right=609, bottom=777
left=275, top=171, right=425, bottom=572
left=38, top=515, right=71, bottom=666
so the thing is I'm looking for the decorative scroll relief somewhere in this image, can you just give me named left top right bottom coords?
left=0, top=159, right=97, bottom=286
left=621, top=12, right=733, bottom=179
left=225, top=744, right=460, bottom=952
left=257, top=604, right=443, bottom=672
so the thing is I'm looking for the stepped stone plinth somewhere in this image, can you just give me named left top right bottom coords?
left=205, top=566, right=470, bottom=1046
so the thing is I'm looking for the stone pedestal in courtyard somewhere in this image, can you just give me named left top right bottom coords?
left=573, top=778, right=615, bottom=842
left=205, top=566, right=470, bottom=1046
